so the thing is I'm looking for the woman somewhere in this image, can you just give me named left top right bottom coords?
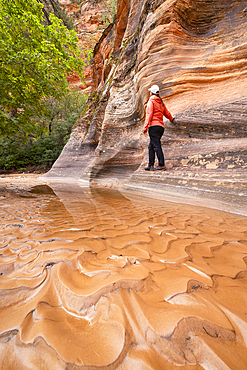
left=143, top=84, right=174, bottom=170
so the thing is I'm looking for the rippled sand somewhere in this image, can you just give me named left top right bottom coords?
left=0, top=181, right=247, bottom=369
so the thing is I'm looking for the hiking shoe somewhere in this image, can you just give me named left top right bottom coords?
left=145, top=166, right=154, bottom=171
left=154, top=165, right=167, bottom=170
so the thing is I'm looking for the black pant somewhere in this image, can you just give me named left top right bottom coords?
left=148, top=126, right=165, bottom=167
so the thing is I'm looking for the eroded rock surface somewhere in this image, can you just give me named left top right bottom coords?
left=45, top=0, right=247, bottom=203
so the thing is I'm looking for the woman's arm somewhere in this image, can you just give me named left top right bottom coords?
left=143, top=100, right=154, bottom=133
left=163, top=105, right=174, bottom=122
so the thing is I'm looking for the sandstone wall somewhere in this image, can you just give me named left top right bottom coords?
left=45, top=0, right=247, bottom=199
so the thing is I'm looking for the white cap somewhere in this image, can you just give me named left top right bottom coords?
left=148, top=84, right=159, bottom=94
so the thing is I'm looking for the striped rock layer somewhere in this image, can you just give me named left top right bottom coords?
left=46, top=0, right=247, bottom=206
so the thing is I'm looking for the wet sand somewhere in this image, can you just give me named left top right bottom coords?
left=0, top=176, right=247, bottom=369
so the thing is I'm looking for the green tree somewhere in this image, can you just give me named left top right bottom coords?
left=0, top=0, right=85, bottom=136
left=0, top=90, right=87, bottom=172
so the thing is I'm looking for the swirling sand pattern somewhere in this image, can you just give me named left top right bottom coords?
left=0, top=183, right=247, bottom=369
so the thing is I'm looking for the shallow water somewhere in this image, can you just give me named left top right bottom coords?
left=0, top=182, right=247, bottom=369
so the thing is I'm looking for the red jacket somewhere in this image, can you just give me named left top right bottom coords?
left=143, top=95, right=174, bottom=133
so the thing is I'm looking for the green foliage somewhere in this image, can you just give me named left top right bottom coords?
left=41, top=0, right=76, bottom=30
left=38, top=89, right=87, bottom=135
left=0, top=135, right=61, bottom=170
left=0, top=0, right=85, bottom=137
left=0, top=0, right=118, bottom=172
left=102, top=0, right=117, bottom=26
left=0, top=90, right=87, bottom=171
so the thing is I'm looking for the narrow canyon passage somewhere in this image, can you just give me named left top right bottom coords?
left=0, top=183, right=247, bottom=369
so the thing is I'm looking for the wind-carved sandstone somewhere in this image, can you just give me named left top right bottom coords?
left=45, top=0, right=247, bottom=204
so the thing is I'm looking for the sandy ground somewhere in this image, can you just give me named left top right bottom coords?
left=1, top=0, right=246, bottom=365
left=0, top=172, right=46, bottom=183
left=0, top=174, right=247, bottom=369
left=1, top=172, right=246, bottom=217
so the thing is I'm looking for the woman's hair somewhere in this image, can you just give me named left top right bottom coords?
left=152, top=92, right=164, bottom=106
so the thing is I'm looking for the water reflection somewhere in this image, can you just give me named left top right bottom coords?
left=0, top=183, right=247, bottom=369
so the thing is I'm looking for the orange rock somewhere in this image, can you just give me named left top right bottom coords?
left=48, top=0, right=247, bottom=210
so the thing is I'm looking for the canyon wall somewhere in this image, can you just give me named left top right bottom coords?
left=45, top=0, right=247, bottom=203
